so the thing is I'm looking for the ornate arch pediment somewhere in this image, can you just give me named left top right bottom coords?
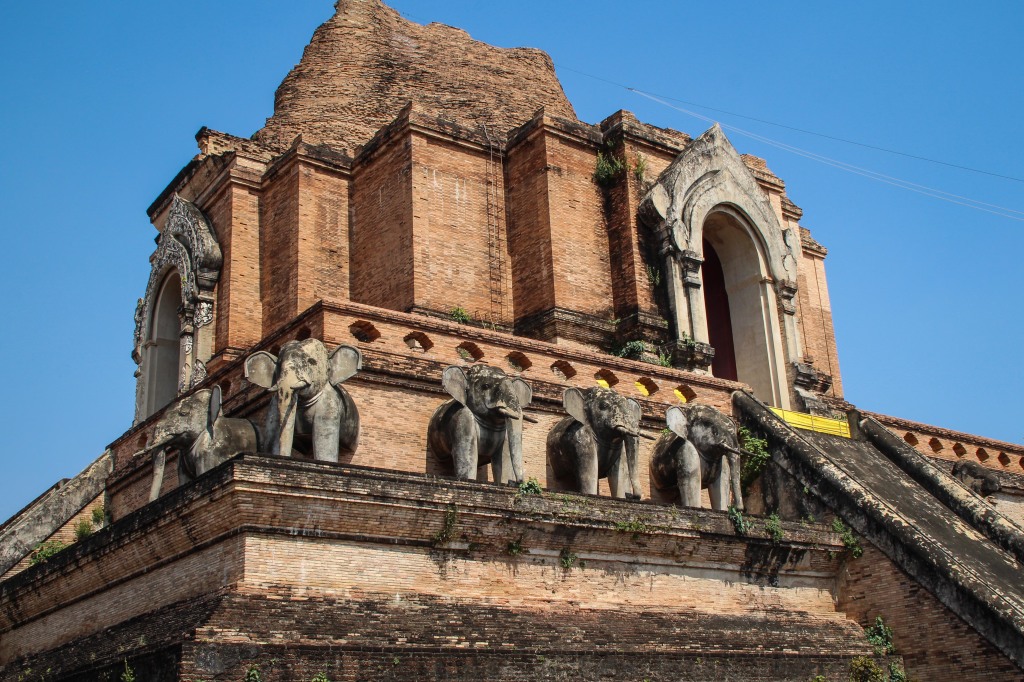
left=132, top=195, right=222, bottom=421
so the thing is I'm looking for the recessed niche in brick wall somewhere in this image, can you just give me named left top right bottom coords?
left=635, top=377, right=659, bottom=397
left=674, top=385, right=698, bottom=403
left=904, top=432, right=918, bottom=446
left=953, top=443, right=967, bottom=457
left=403, top=331, right=433, bottom=352
left=929, top=437, right=943, bottom=453
left=551, top=360, right=576, bottom=379
left=506, top=351, right=531, bottom=372
left=595, top=369, right=618, bottom=388
left=350, top=320, right=381, bottom=343
left=457, top=341, right=484, bottom=362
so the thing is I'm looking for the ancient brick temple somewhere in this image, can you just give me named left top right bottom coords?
left=2, top=1, right=1023, bottom=680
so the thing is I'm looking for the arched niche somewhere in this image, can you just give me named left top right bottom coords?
left=638, top=124, right=800, bottom=408
left=699, top=207, right=788, bottom=407
left=144, top=271, right=184, bottom=416
left=132, top=195, right=222, bottom=422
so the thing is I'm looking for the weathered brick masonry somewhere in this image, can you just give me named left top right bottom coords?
left=4, top=0, right=1023, bottom=679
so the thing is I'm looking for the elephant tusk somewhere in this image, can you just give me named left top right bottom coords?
left=132, top=435, right=174, bottom=459
left=637, top=432, right=657, bottom=441
left=496, top=406, right=523, bottom=420
left=521, top=414, right=539, bottom=424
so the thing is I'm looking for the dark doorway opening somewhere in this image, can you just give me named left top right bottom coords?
left=701, top=240, right=738, bottom=381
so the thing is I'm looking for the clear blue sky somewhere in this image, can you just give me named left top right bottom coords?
left=1, top=1, right=1021, bottom=522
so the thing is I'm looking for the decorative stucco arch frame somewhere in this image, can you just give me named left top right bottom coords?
left=132, top=194, right=222, bottom=422
left=639, top=124, right=802, bottom=407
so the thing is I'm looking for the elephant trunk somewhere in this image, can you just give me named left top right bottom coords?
left=623, top=431, right=642, bottom=500
left=723, top=445, right=745, bottom=511
left=504, top=414, right=525, bottom=484
left=268, top=386, right=300, bottom=457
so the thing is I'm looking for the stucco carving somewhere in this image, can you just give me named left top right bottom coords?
left=133, top=194, right=222, bottom=422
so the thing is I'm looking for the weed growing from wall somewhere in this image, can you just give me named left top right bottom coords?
left=593, top=151, right=627, bottom=187
left=432, top=503, right=458, bottom=546
left=765, top=513, right=784, bottom=545
left=739, top=426, right=771, bottom=490
left=864, top=616, right=896, bottom=655
left=559, top=547, right=578, bottom=569
left=728, top=506, right=749, bottom=535
left=831, top=518, right=864, bottom=558
left=29, top=540, right=68, bottom=566
left=449, top=306, right=471, bottom=324
left=848, top=656, right=884, bottom=682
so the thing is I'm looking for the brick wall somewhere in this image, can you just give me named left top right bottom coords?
left=837, top=543, right=1022, bottom=680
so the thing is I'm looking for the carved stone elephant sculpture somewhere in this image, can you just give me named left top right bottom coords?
left=547, top=387, right=644, bottom=500
left=145, top=386, right=259, bottom=501
left=952, top=460, right=1001, bottom=497
left=428, top=364, right=534, bottom=484
left=244, top=339, right=361, bottom=461
left=650, top=404, right=744, bottom=511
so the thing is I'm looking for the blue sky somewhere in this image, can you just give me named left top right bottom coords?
left=1, top=1, right=1021, bottom=522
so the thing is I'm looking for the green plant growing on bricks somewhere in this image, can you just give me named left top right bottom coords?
left=432, top=503, right=458, bottom=546
left=29, top=539, right=68, bottom=566
left=449, top=306, right=471, bottom=324
left=593, top=151, right=627, bottom=187
left=832, top=518, right=864, bottom=558
left=864, top=616, right=896, bottom=655
left=728, top=506, right=749, bottom=535
left=559, top=547, right=578, bottom=569
left=74, top=519, right=94, bottom=542
left=738, top=426, right=771, bottom=490
left=245, top=664, right=262, bottom=682
left=119, top=661, right=136, bottom=682
left=765, top=513, right=784, bottom=544
left=517, top=478, right=543, bottom=496
left=311, top=673, right=331, bottom=682
left=848, top=656, right=885, bottom=682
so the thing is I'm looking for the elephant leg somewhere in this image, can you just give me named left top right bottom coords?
left=577, top=454, right=599, bottom=495
left=311, top=393, right=342, bottom=463
left=708, top=458, right=731, bottom=511
left=451, top=409, right=480, bottom=481
left=676, top=440, right=703, bottom=508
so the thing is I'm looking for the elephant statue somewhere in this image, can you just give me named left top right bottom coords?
left=546, top=387, right=645, bottom=500
left=244, top=338, right=361, bottom=462
left=428, top=364, right=535, bottom=484
left=144, top=386, right=259, bottom=501
left=952, top=460, right=1001, bottom=497
left=650, top=404, right=744, bottom=511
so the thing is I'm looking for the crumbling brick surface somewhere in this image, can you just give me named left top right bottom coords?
left=254, top=0, right=576, bottom=154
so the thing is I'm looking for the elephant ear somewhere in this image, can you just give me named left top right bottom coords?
left=666, top=406, right=689, bottom=438
left=511, top=378, right=533, bottom=408
left=329, top=345, right=362, bottom=386
left=245, top=351, right=277, bottom=389
left=208, top=385, right=223, bottom=425
left=442, top=366, right=469, bottom=406
left=563, top=388, right=587, bottom=425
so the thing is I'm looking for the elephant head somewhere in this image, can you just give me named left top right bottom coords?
left=431, top=364, right=534, bottom=483
left=244, top=339, right=361, bottom=460
left=548, top=386, right=643, bottom=499
left=660, top=404, right=744, bottom=510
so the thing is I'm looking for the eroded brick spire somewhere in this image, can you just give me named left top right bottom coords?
left=253, top=0, right=577, bottom=154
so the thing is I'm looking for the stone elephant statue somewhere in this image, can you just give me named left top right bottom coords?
left=952, top=460, right=1001, bottom=497
left=144, top=386, right=259, bottom=502
left=650, top=404, right=744, bottom=511
left=244, top=338, right=361, bottom=462
left=428, top=364, right=535, bottom=484
left=546, top=387, right=646, bottom=500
